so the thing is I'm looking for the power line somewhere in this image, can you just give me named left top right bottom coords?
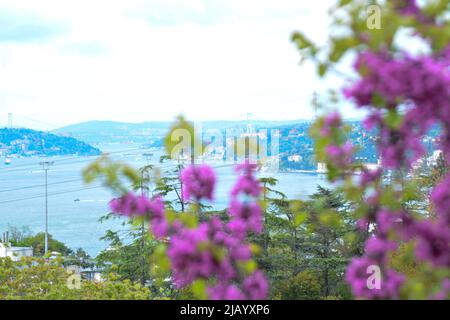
left=0, top=161, right=180, bottom=193
left=0, top=185, right=104, bottom=204
left=0, top=148, right=159, bottom=174
left=0, top=162, right=236, bottom=204
left=0, top=147, right=139, bottom=170
left=0, top=178, right=83, bottom=193
left=11, top=114, right=62, bottom=130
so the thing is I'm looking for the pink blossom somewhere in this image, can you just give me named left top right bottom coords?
left=208, top=283, right=246, bottom=300
left=181, top=164, right=216, bottom=201
left=228, top=200, right=263, bottom=235
left=415, top=221, right=450, bottom=267
left=243, top=271, right=269, bottom=300
left=326, top=142, right=354, bottom=168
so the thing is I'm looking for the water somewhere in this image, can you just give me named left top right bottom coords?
left=0, top=144, right=329, bottom=257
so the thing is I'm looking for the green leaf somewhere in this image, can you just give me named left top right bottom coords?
left=192, top=279, right=208, bottom=300
left=318, top=63, right=328, bottom=77
left=164, top=115, right=204, bottom=161
left=338, top=0, right=352, bottom=6
left=294, top=212, right=308, bottom=227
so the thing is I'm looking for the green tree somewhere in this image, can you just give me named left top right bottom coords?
left=0, top=257, right=151, bottom=300
left=95, top=214, right=158, bottom=287
left=11, top=232, right=72, bottom=257
left=274, top=271, right=321, bottom=300
left=65, top=248, right=95, bottom=269
left=301, top=186, right=361, bottom=298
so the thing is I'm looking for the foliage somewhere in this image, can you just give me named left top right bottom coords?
left=95, top=214, right=166, bottom=290
left=274, top=271, right=322, bottom=300
left=10, top=231, right=72, bottom=257
left=84, top=121, right=269, bottom=300
left=293, top=0, right=450, bottom=299
left=0, top=257, right=151, bottom=300
left=258, top=183, right=360, bottom=299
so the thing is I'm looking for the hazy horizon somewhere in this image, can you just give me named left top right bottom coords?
left=0, top=0, right=366, bottom=129
left=0, top=113, right=370, bottom=132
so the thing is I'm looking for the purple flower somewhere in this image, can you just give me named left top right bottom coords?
left=357, top=218, right=369, bottom=231
left=360, top=168, right=382, bottom=187
left=320, top=111, right=342, bottom=136
left=226, top=219, right=247, bottom=240
left=365, top=237, right=397, bottom=263
left=345, top=51, right=450, bottom=169
left=181, top=164, right=216, bottom=201
left=376, top=209, right=402, bottom=236
left=167, top=223, right=215, bottom=287
left=363, top=112, right=382, bottom=131
left=229, top=243, right=252, bottom=261
left=230, top=163, right=261, bottom=198
left=325, top=142, right=354, bottom=168
left=382, top=269, right=405, bottom=299
left=324, top=111, right=342, bottom=127
left=393, top=0, right=420, bottom=15
left=393, top=0, right=432, bottom=23
left=147, top=196, right=168, bottom=239
left=106, top=161, right=270, bottom=301
left=208, top=283, right=246, bottom=300
left=109, top=193, right=137, bottom=216
left=243, top=271, right=269, bottom=300
left=167, top=218, right=252, bottom=288
left=376, top=209, right=416, bottom=240
left=109, top=192, right=161, bottom=217
left=231, top=175, right=262, bottom=198
left=415, top=221, right=450, bottom=267
left=228, top=200, right=263, bottom=235
left=345, top=257, right=404, bottom=299
left=235, top=161, right=259, bottom=175
left=345, top=257, right=377, bottom=298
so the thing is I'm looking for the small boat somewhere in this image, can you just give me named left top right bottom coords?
left=4, top=158, right=11, bottom=165
left=74, top=198, right=80, bottom=202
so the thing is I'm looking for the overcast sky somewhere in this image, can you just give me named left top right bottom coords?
left=0, top=0, right=362, bottom=128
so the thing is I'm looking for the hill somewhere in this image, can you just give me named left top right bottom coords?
left=0, top=127, right=101, bottom=157
left=53, top=119, right=307, bottom=144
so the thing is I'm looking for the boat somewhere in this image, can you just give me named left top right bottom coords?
left=4, top=158, right=11, bottom=165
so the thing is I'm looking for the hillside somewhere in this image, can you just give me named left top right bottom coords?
left=53, top=119, right=307, bottom=144
left=0, top=128, right=101, bottom=157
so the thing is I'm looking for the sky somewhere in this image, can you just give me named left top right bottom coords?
left=0, top=0, right=361, bottom=128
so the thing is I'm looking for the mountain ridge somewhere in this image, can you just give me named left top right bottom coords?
left=0, top=127, right=101, bottom=157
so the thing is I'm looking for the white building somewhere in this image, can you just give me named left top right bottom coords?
left=0, top=243, right=33, bottom=261
left=0, top=231, right=33, bottom=262
left=363, top=162, right=381, bottom=171
left=317, top=162, right=328, bottom=174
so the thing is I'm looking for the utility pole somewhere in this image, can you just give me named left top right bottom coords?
left=312, top=91, right=319, bottom=118
left=40, top=161, right=54, bottom=255
left=139, top=153, right=153, bottom=286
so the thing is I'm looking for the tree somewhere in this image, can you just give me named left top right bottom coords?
left=65, top=248, right=95, bottom=269
left=301, top=186, right=360, bottom=298
left=254, top=182, right=362, bottom=299
left=95, top=213, right=159, bottom=288
left=10, top=232, right=72, bottom=257
left=0, top=257, right=151, bottom=300
left=274, top=271, right=321, bottom=300
left=156, top=155, right=186, bottom=212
